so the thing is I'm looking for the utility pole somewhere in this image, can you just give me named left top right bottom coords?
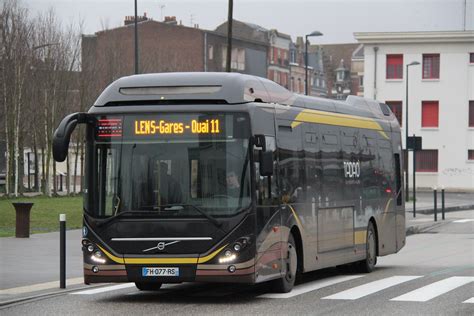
left=226, top=0, right=233, bottom=72
left=134, top=0, right=139, bottom=74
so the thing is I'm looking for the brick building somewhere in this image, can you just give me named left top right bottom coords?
left=212, top=20, right=269, bottom=78
left=82, top=18, right=205, bottom=93
left=307, top=44, right=327, bottom=96
left=82, top=17, right=269, bottom=96
left=315, top=43, right=362, bottom=99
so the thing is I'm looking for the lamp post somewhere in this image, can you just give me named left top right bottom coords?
left=305, top=31, right=323, bottom=95
left=134, top=0, right=139, bottom=74
left=405, top=61, right=420, bottom=202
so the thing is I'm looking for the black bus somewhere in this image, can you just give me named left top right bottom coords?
left=53, top=72, right=405, bottom=293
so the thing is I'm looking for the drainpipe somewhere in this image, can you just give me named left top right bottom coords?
left=373, top=46, right=378, bottom=100
left=204, top=32, right=208, bottom=72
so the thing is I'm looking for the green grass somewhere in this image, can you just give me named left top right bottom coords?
left=0, top=195, right=83, bottom=237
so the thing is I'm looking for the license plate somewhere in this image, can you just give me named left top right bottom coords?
left=142, top=267, right=180, bottom=277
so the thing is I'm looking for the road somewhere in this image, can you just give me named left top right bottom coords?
left=2, top=218, right=473, bottom=316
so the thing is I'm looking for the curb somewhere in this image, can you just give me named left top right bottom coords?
left=406, top=204, right=474, bottom=215
left=405, top=221, right=446, bottom=236
left=0, top=284, right=103, bottom=309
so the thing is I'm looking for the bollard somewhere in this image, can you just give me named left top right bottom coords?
left=441, top=188, right=445, bottom=220
left=433, top=188, right=437, bottom=222
left=13, top=202, right=34, bottom=238
left=60, top=214, right=66, bottom=289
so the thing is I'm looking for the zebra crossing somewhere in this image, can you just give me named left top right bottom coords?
left=71, top=274, right=474, bottom=304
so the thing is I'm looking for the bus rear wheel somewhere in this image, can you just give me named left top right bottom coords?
left=135, top=282, right=162, bottom=291
left=357, top=222, right=377, bottom=273
left=273, top=233, right=298, bottom=293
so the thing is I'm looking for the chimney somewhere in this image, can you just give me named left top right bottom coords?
left=164, top=16, right=178, bottom=25
left=124, top=13, right=149, bottom=26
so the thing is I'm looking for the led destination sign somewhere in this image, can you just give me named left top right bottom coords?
left=95, top=114, right=249, bottom=141
left=134, top=119, right=221, bottom=135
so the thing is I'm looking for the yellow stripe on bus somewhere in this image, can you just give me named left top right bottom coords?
left=99, top=244, right=227, bottom=265
left=287, top=205, right=304, bottom=230
left=291, top=109, right=389, bottom=139
left=354, top=230, right=367, bottom=244
left=98, top=245, right=125, bottom=264
left=197, top=244, right=228, bottom=263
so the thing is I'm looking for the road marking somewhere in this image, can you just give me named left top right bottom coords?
left=463, top=297, right=474, bottom=303
left=322, top=275, right=422, bottom=300
left=71, top=283, right=136, bottom=295
left=0, top=278, right=84, bottom=295
left=391, top=276, right=474, bottom=302
left=453, top=219, right=474, bottom=223
left=259, top=275, right=364, bottom=299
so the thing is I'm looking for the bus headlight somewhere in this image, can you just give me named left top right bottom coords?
left=233, top=243, right=242, bottom=252
left=219, top=250, right=237, bottom=264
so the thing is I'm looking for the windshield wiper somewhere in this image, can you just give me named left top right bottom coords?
left=97, top=210, right=158, bottom=227
left=155, top=204, right=222, bottom=228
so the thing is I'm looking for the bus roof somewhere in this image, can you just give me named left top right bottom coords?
left=93, top=72, right=394, bottom=121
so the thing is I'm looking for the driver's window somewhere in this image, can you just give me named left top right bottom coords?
left=255, top=136, right=278, bottom=205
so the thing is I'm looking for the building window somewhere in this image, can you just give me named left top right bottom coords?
left=359, top=75, right=364, bottom=87
left=468, top=150, right=474, bottom=161
left=386, top=54, right=403, bottom=79
left=469, top=101, right=474, bottom=127
left=422, top=101, right=439, bottom=127
left=208, top=45, right=213, bottom=60
left=222, top=47, right=245, bottom=71
left=290, top=50, right=296, bottom=64
left=423, top=54, right=440, bottom=79
left=386, top=101, right=403, bottom=126
left=470, top=53, right=474, bottom=63
left=416, top=150, right=438, bottom=172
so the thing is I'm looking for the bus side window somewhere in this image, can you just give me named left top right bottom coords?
left=320, top=127, right=343, bottom=205
left=277, top=122, right=304, bottom=204
left=255, top=136, right=277, bottom=205
left=304, top=125, right=321, bottom=203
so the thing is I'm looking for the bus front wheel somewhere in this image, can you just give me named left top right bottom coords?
left=272, top=233, right=297, bottom=293
left=135, top=282, right=162, bottom=291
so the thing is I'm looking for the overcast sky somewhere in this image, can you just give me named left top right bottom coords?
left=26, top=0, right=474, bottom=44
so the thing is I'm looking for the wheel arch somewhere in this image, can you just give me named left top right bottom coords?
left=290, top=225, right=304, bottom=273
left=369, top=217, right=379, bottom=256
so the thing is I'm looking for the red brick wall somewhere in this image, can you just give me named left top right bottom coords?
left=83, top=21, right=205, bottom=93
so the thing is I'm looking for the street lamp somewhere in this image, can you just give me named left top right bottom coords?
left=134, top=0, right=139, bottom=74
left=305, top=31, right=323, bottom=95
left=405, top=61, right=420, bottom=202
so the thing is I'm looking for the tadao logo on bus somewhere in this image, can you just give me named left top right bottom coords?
left=344, top=161, right=361, bottom=178
left=134, top=119, right=221, bottom=135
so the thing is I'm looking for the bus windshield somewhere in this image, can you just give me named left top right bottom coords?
left=89, top=113, right=251, bottom=219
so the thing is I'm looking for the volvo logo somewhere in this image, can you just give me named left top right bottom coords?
left=142, top=240, right=180, bottom=253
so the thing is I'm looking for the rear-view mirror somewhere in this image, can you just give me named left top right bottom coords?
left=260, top=151, right=273, bottom=176
left=53, top=112, right=91, bottom=162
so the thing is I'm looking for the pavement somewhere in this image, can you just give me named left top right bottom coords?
left=0, top=191, right=473, bottom=310
left=405, top=190, right=474, bottom=214
left=0, top=220, right=473, bottom=315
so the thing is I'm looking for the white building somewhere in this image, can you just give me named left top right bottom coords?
left=354, top=31, right=474, bottom=190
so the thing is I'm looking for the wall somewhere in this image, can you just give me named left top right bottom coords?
left=363, top=42, right=474, bottom=190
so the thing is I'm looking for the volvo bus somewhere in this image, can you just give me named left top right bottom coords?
left=53, top=72, right=405, bottom=293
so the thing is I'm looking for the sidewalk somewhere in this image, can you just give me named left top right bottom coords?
left=405, top=209, right=474, bottom=235
left=405, top=191, right=474, bottom=214
left=0, top=229, right=85, bottom=306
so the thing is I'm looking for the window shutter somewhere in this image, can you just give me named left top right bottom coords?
left=386, top=54, right=403, bottom=79
left=422, top=101, right=439, bottom=127
left=416, top=150, right=438, bottom=172
left=386, top=101, right=403, bottom=126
